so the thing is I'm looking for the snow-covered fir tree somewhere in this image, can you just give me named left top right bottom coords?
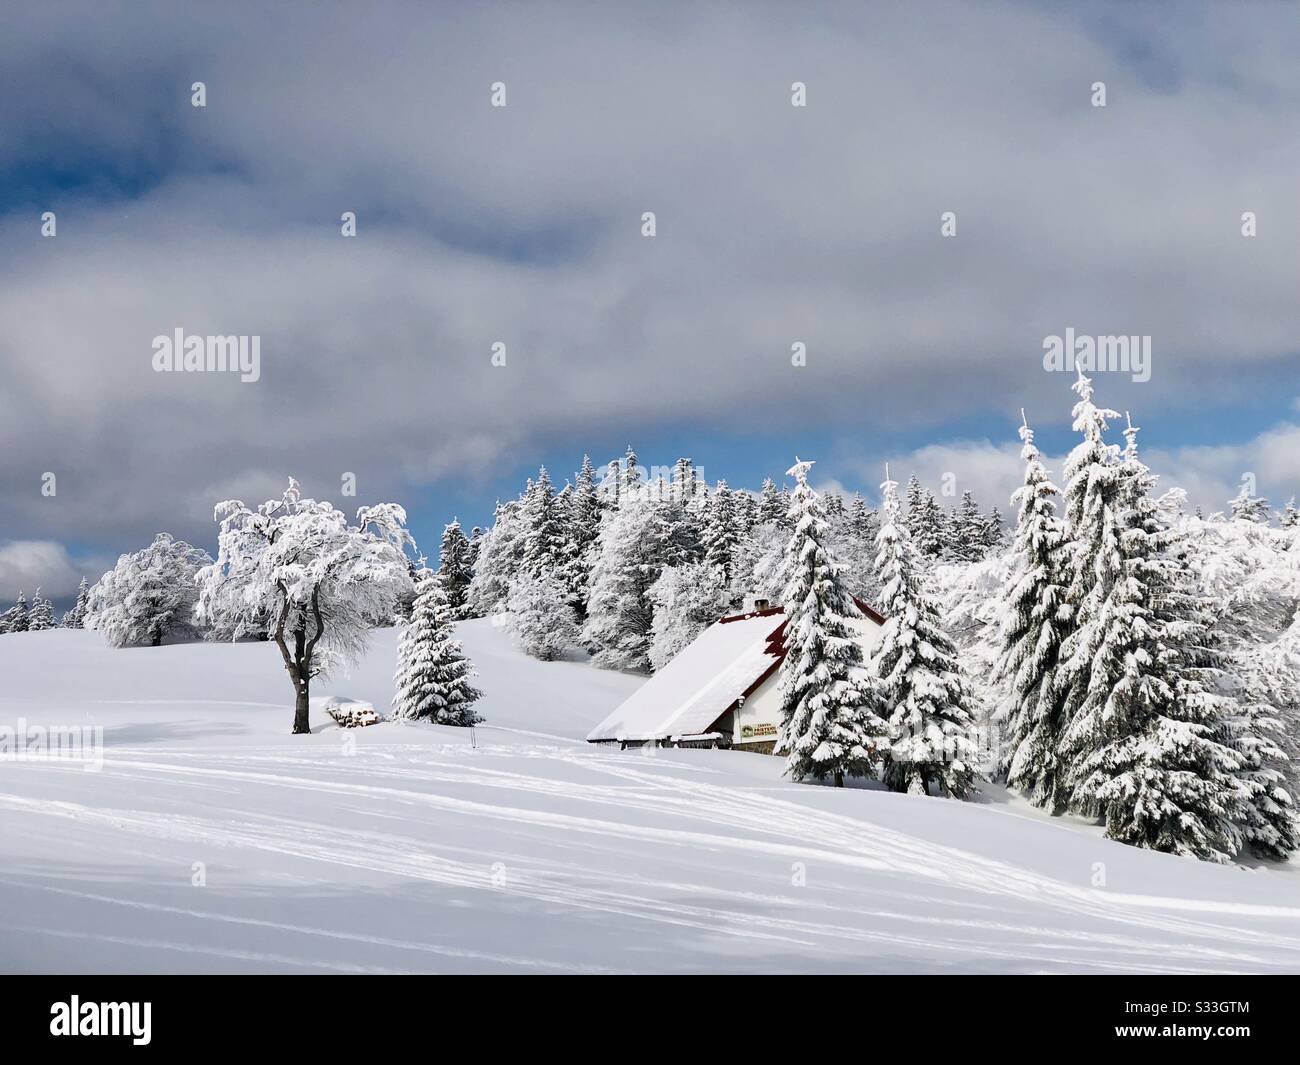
left=849, top=494, right=872, bottom=538
left=775, top=458, right=890, bottom=787
left=732, top=488, right=759, bottom=534
left=947, top=491, right=987, bottom=563
left=904, top=475, right=926, bottom=533
left=393, top=573, right=483, bottom=724
left=437, top=520, right=474, bottom=617
left=757, top=477, right=783, bottom=526
left=1228, top=696, right=1299, bottom=860
left=904, top=482, right=945, bottom=559
left=506, top=571, right=578, bottom=662
left=520, top=467, right=587, bottom=608
left=995, top=416, right=1070, bottom=808
left=702, top=480, right=742, bottom=587
left=1280, top=497, right=1299, bottom=529
left=583, top=497, right=666, bottom=672
left=520, top=468, right=567, bottom=575
left=465, top=500, right=525, bottom=616
left=1054, top=369, right=1124, bottom=776
left=571, top=454, right=604, bottom=612
left=26, top=588, right=55, bottom=631
left=649, top=479, right=704, bottom=571
left=871, top=471, right=977, bottom=797
left=672, top=456, right=699, bottom=504
left=623, top=445, right=642, bottom=497
left=88, top=534, right=213, bottom=648
left=1229, top=476, right=1270, bottom=524
left=983, top=506, right=1006, bottom=552
left=62, top=577, right=91, bottom=629
left=2, top=591, right=29, bottom=634
left=647, top=562, right=731, bottom=671
left=1060, top=415, right=1245, bottom=861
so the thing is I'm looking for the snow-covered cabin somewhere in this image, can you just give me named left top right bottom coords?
left=586, top=599, right=887, bottom=753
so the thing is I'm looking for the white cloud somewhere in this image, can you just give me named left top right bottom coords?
left=0, top=541, right=98, bottom=602
left=1, top=4, right=1298, bottom=551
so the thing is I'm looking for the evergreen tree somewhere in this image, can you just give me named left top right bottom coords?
left=1229, top=476, right=1270, bottom=523
left=437, top=520, right=474, bottom=617
left=623, top=445, right=643, bottom=498
left=1061, top=415, right=1244, bottom=861
left=672, top=456, right=699, bottom=504
left=1279, top=496, right=1299, bottom=529
left=583, top=498, right=666, bottom=672
left=1055, top=368, right=1124, bottom=770
left=466, top=500, right=526, bottom=616
left=995, top=416, right=1070, bottom=808
left=983, top=506, right=1006, bottom=552
left=775, top=458, right=889, bottom=787
left=392, top=574, right=483, bottom=725
left=872, top=472, right=977, bottom=797
left=758, top=477, right=783, bottom=525
left=520, top=468, right=568, bottom=576
left=914, top=490, right=946, bottom=558
left=2, top=591, right=30, bottom=634
left=651, top=475, right=705, bottom=571
left=62, top=577, right=91, bottom=629
left=26, top=588, right=55, bottom=631
left=732, top=489, right=759, bottom=534
left=1229, top=699, right=1300, bottom=860
left=602, top=458, right=623, bottom=508
left=947, top=491, right=987, bottom=563
left=572, top=454, right=604, bottom=605
left=702, top=480, right=742, bottom=585
left=849, top=493, right=870, bottom=537
left=904, top=475, right=926, bottom=535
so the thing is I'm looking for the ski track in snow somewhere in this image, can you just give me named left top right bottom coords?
left=4, top=740, right=1299, bottom=973
left=1, top=626, right=1297, bottom=973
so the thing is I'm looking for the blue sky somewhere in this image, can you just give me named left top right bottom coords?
left=1, top=1, right=1299, bottom=604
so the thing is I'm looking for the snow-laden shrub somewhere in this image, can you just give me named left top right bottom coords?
left=646, top=562, right=730, bottom=671
left=86, top=533, right=212, bottom=647
left=506, top=571, right=577, bottom=661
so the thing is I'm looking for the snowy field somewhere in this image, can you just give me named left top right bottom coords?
left=1, top=622, right=1298, bottom=974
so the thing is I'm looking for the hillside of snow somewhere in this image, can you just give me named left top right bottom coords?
left=1, top=622, right=1298, bottom=974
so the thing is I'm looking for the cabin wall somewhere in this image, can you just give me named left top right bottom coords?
left=731, top=618, right=885, bottom=754
left=734, top=671, right=782, bottom=749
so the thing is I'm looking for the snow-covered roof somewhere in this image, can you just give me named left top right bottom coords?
left=586, top=610, right=786, bottom=742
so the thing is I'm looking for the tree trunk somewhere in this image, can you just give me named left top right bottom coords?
left=290, top=627, right=311, bottom=734
left=273, top=588, right=325, bottom=736
left=833, top=770, right=845, bottom=788
left=292, top=677, right=311, bottom=734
